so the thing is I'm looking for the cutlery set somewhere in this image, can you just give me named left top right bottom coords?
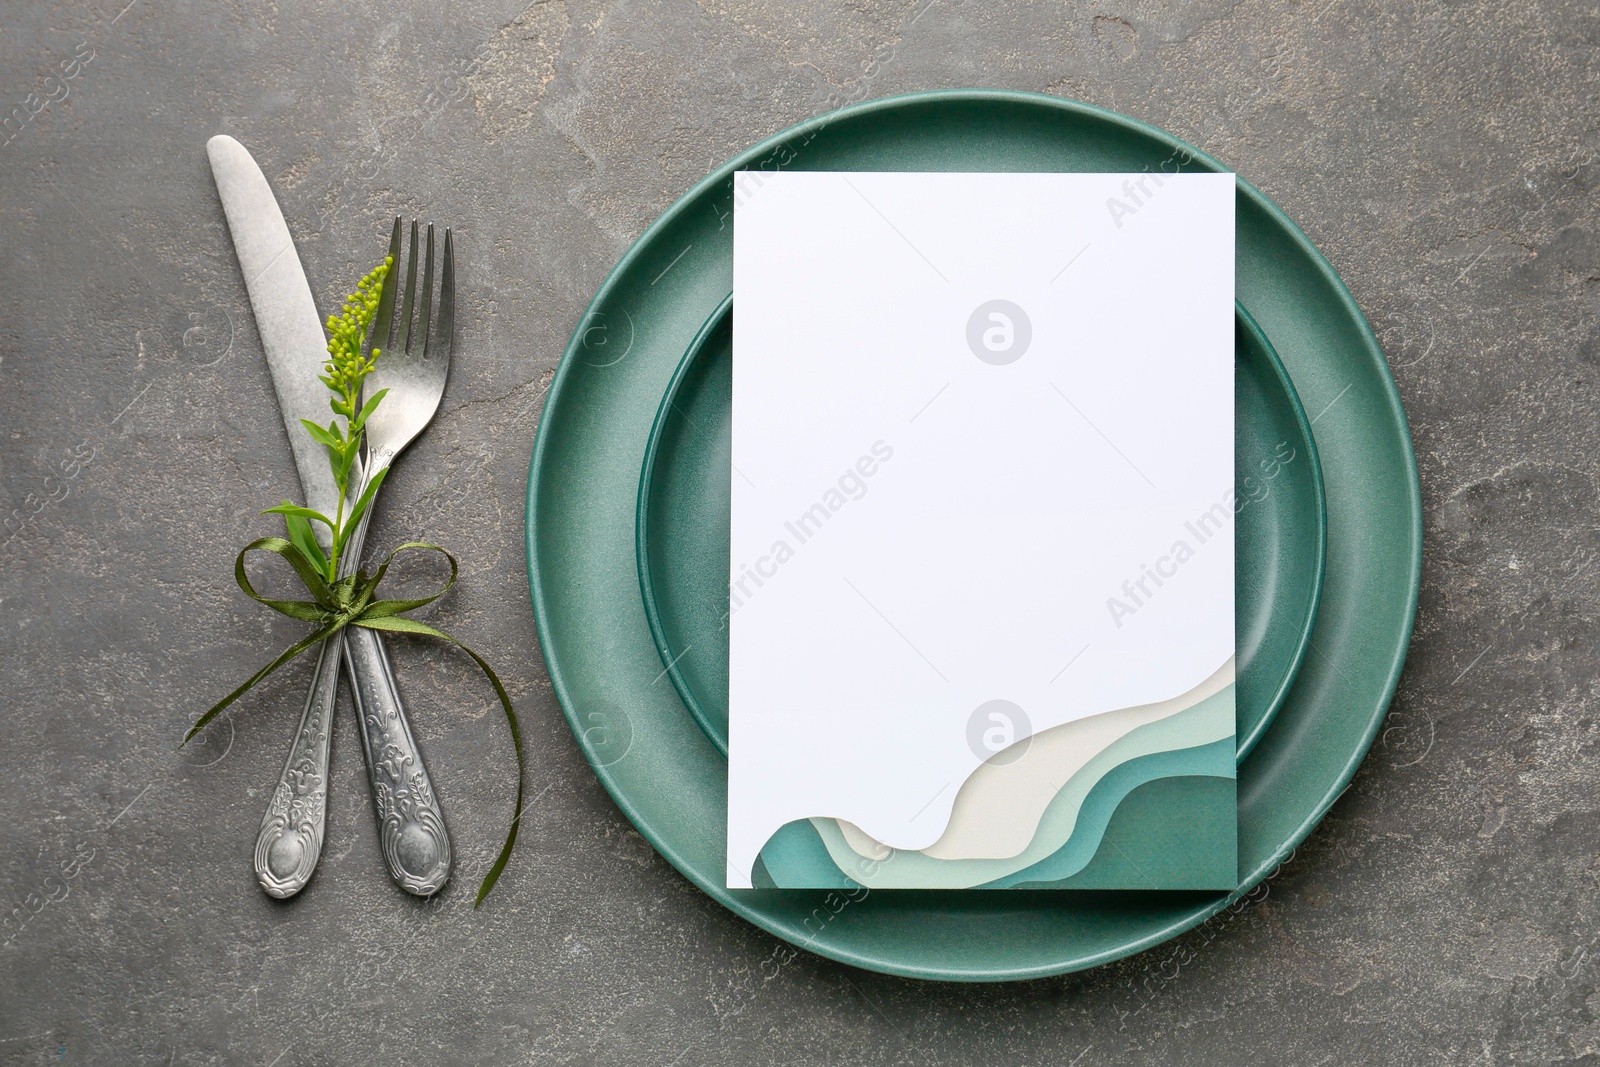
left=207, top=134, right=455, bottom=898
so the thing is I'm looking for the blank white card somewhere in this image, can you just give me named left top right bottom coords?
left=728, top=172, right=1235, bottom=887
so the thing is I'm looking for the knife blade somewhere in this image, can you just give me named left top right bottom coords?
left=206, top=134, right=338, bottom=546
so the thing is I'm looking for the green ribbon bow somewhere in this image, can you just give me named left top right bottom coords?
left=183, top=536, right=523, bottom=907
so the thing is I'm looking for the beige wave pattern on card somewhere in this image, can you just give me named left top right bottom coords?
left=835, top=657, right=1235, bottom=862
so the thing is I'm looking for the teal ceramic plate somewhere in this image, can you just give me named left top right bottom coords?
left=526, top=90, right=1422, bottom=981
left=636, top=299, right=1324, bottom=763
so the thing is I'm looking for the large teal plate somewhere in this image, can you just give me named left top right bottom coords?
left=636, top=299, right=1325, bottom=763
left=526, top=90, right=1422, bottom=981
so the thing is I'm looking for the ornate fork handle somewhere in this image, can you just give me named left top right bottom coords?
left=344, top=620, right=452, bottom=894
left=344, top=453, right=451, bottom=895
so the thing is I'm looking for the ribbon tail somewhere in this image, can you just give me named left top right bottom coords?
left=182, top=625, right=336, bottom=746
left=356, top=616, right=524, bottom=906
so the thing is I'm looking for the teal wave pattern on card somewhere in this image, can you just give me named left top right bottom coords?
left=756, top=818, right=857, bottom=889
left=805, top=684, right=1234, bottom=888
left=754, top=738, right=1234, bottom=889
left=892, top=660, right=1235, bottom=863
left=981, top=741, right=1234, bottom=888
left=1008, top=775, right=1237, bottom=889
left=817, top=735, right=1231, bottom=889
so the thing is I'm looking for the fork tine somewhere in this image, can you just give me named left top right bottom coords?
left=433, top=229, right=454, bottom=366
left=396, top=219, right=420, bottom=353
left=369, top=216, right=403, bottom=353
left=418, top=223, right=436, bottom=358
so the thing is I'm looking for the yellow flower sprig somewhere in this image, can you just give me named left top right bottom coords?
left=265, top=256, right=394, bottom=580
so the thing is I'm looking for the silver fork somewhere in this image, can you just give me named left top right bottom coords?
left=342, top=218, right=456, bottom=895
left=250, top=218, right=454, bottom=898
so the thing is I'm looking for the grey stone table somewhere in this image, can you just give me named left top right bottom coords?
left=1, top=0, right=1593, bottom=1062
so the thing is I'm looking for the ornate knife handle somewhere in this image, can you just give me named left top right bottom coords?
left=252, top=498, right=375, bottom=898
left=254, top=637, right=339, bottom=898
left=344, top=623, right=452, bottom=894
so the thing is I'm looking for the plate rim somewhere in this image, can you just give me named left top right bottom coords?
left=633, top=297, right=1328, bottom=762
left=1233, top=303, right=1328, bottom=756
left=526, top=88, right=1423, bottom=981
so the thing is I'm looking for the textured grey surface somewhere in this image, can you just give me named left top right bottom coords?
left=0, top=0, right=1594, bottom=1062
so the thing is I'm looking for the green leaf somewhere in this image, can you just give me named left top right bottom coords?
left=350, top=387, right=388, bottom=433
left=298, top=419, right=341, bottom=448
left=281, top=507, right=328, bottom=576
left=335, top=442, right=359, bottom=487
left=339, top=466, right=390, bottom=550
left=262, top=503, right=336, bottom=532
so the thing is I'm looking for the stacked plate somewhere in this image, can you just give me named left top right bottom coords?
left=525, top=90, right=1422, bottom=981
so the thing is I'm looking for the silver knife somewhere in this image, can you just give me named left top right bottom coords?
left=207, top=136, right=448, bottom=898
left=208, top=134, right=341, bottom=898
